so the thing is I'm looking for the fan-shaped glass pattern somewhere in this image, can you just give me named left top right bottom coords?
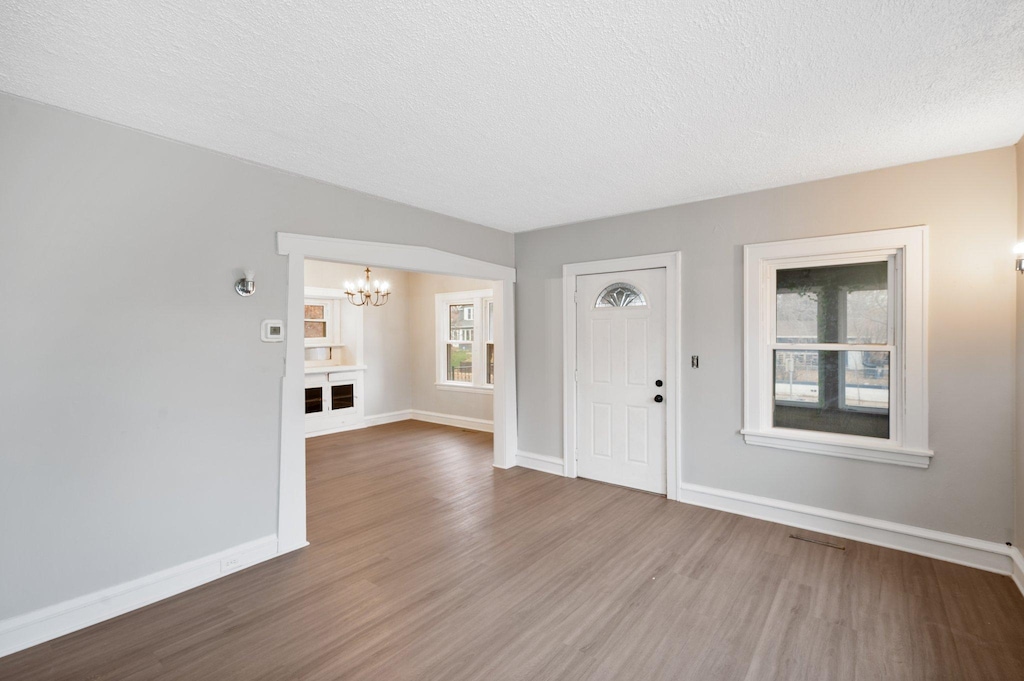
left=595, top=282, right=646, bottom=308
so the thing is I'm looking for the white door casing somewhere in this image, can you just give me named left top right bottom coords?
left=576, top=268, right=667, bottom=494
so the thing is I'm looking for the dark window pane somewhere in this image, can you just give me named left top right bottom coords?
left=774, top=350, right=889, bottom=438
left=331, top=384, right=354, bottom=410
left=448, top=343, right=472, bottom=382
left=305, top=387, right=323, bottom=414
left=776, top=261, right=887, bottom=344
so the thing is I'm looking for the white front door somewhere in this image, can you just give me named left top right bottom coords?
left=576, top=268, right=667, bottom=494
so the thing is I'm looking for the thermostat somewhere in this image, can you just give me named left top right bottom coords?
left=261, top=319, right=284, bottom=342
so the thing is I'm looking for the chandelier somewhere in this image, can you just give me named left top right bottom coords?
left=344, top=267, right=391, bottom=307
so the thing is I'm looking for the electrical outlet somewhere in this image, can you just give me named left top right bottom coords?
left=221, top=556, right=243, bottom=573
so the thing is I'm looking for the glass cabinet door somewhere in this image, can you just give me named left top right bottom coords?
left=331, top=384, right=354, bottom=410
left=305, top=387, right=324, bottom=414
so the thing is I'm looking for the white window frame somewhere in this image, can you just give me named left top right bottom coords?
left=742, top=226, right=931, bottom=468
left=436, top=289, right=494, bottom=394
left=302, top=294, right=342, bottom=348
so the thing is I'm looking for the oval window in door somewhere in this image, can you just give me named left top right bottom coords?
left=595, top=282, right=647, bottom=308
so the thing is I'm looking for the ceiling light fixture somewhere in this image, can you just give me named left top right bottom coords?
left=344, top=267, right=391, bottom=307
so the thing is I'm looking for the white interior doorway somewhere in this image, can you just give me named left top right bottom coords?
left=276, top=234, right=518, bottom=553
left=563, top=253, right=681, bottom=500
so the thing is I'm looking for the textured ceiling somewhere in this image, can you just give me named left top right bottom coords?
left=2, top=1, right=1023, bottom=232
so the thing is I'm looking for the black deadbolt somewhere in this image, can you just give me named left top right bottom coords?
left=654, top=395, right=664, bottom=403
left=655, top=380, right=663, bottom=387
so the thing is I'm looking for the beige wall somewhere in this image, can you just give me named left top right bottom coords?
left=515, top=147, right=1018, bottom=543
left=1017, top=137, right=1024, bottom=549
left=407, top=272, right=496, bottom=421
left=304, top=260, right=413, bottom=417
left=301, top=260, right=493, bottom=421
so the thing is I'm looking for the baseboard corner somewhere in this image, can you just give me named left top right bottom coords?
left=516, top=450, right=565, bottom=476
left=1010, top=546, right=1024, bottom=601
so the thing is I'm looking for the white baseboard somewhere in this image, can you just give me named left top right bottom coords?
left=409, top=410, right=493, bottom=433
left=305, top=422, right=366, bottom=438
left=1011, top=547, right=1024, bottom=600
left=364, top=410, right=413, bottom=427
left=0, top=535, right=286, bottom=660
left=485, top=460, right=1017, bottom=579
left=310, top=410, right=494, bottom=435
left=516, top=450, right=565, bottom=476
left=678, top=483, right=1013, bottom=575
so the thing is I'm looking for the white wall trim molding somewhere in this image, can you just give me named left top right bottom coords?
left=562, top=252, right=682, bottom=500
left=364, top=410, right=414, bottom=428
left=503, top=463, right=1019, bottom=579
left=410, top=410, right=494, bottom=433
left=678, top=482, right=1013, bottom=575
left=308, top=409, right=496, bottom=436
left=516, top=450, right=565, bottom=476
left=277, top=233, right=519, bottom=548
left=0, top=535, right=288, bottom=660
left=1011, top=547, right=1024, bottom=600
left=278, top=233, right=516, bottom=282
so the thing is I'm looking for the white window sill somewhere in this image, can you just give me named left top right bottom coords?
left=740, top=429, right=933, bottom=468
left=435, top=382, right=493, bottom=394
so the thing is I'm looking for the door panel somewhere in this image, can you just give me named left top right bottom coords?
left=576, top=268, right=667, bottom=494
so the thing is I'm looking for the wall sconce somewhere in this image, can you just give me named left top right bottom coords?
left=1016, top=244, right=1024, bottom=274
left=235, top=269, right=256, bottom=296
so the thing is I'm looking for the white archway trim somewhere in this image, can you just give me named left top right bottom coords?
left=276, top=233, right=518, bottom=553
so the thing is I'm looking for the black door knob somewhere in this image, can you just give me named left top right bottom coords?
left=654, top=395, right=664, bottom=403
left=655, top=380, right=663, bottom=387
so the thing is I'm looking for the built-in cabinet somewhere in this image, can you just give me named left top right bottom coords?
left=304, top=286, right=366, bottom=437
left=304, top=367, right=364, bottom=436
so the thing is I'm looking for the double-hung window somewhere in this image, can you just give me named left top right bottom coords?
left=436, top=289, right=494, bottom=391
left=742, top=226, right=931, bottom=467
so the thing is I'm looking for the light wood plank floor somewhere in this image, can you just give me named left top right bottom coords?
left=3, top=421, right=1024, bottom=680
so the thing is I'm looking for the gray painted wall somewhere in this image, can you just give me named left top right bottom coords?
left=515, top=147, right=1018, bottom=543
left=0, top=93, right=512, bottom=619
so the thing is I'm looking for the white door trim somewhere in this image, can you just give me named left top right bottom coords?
left=563, top=252, right=682, bottom=500
left=276, top=233, right=518, bottom=553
